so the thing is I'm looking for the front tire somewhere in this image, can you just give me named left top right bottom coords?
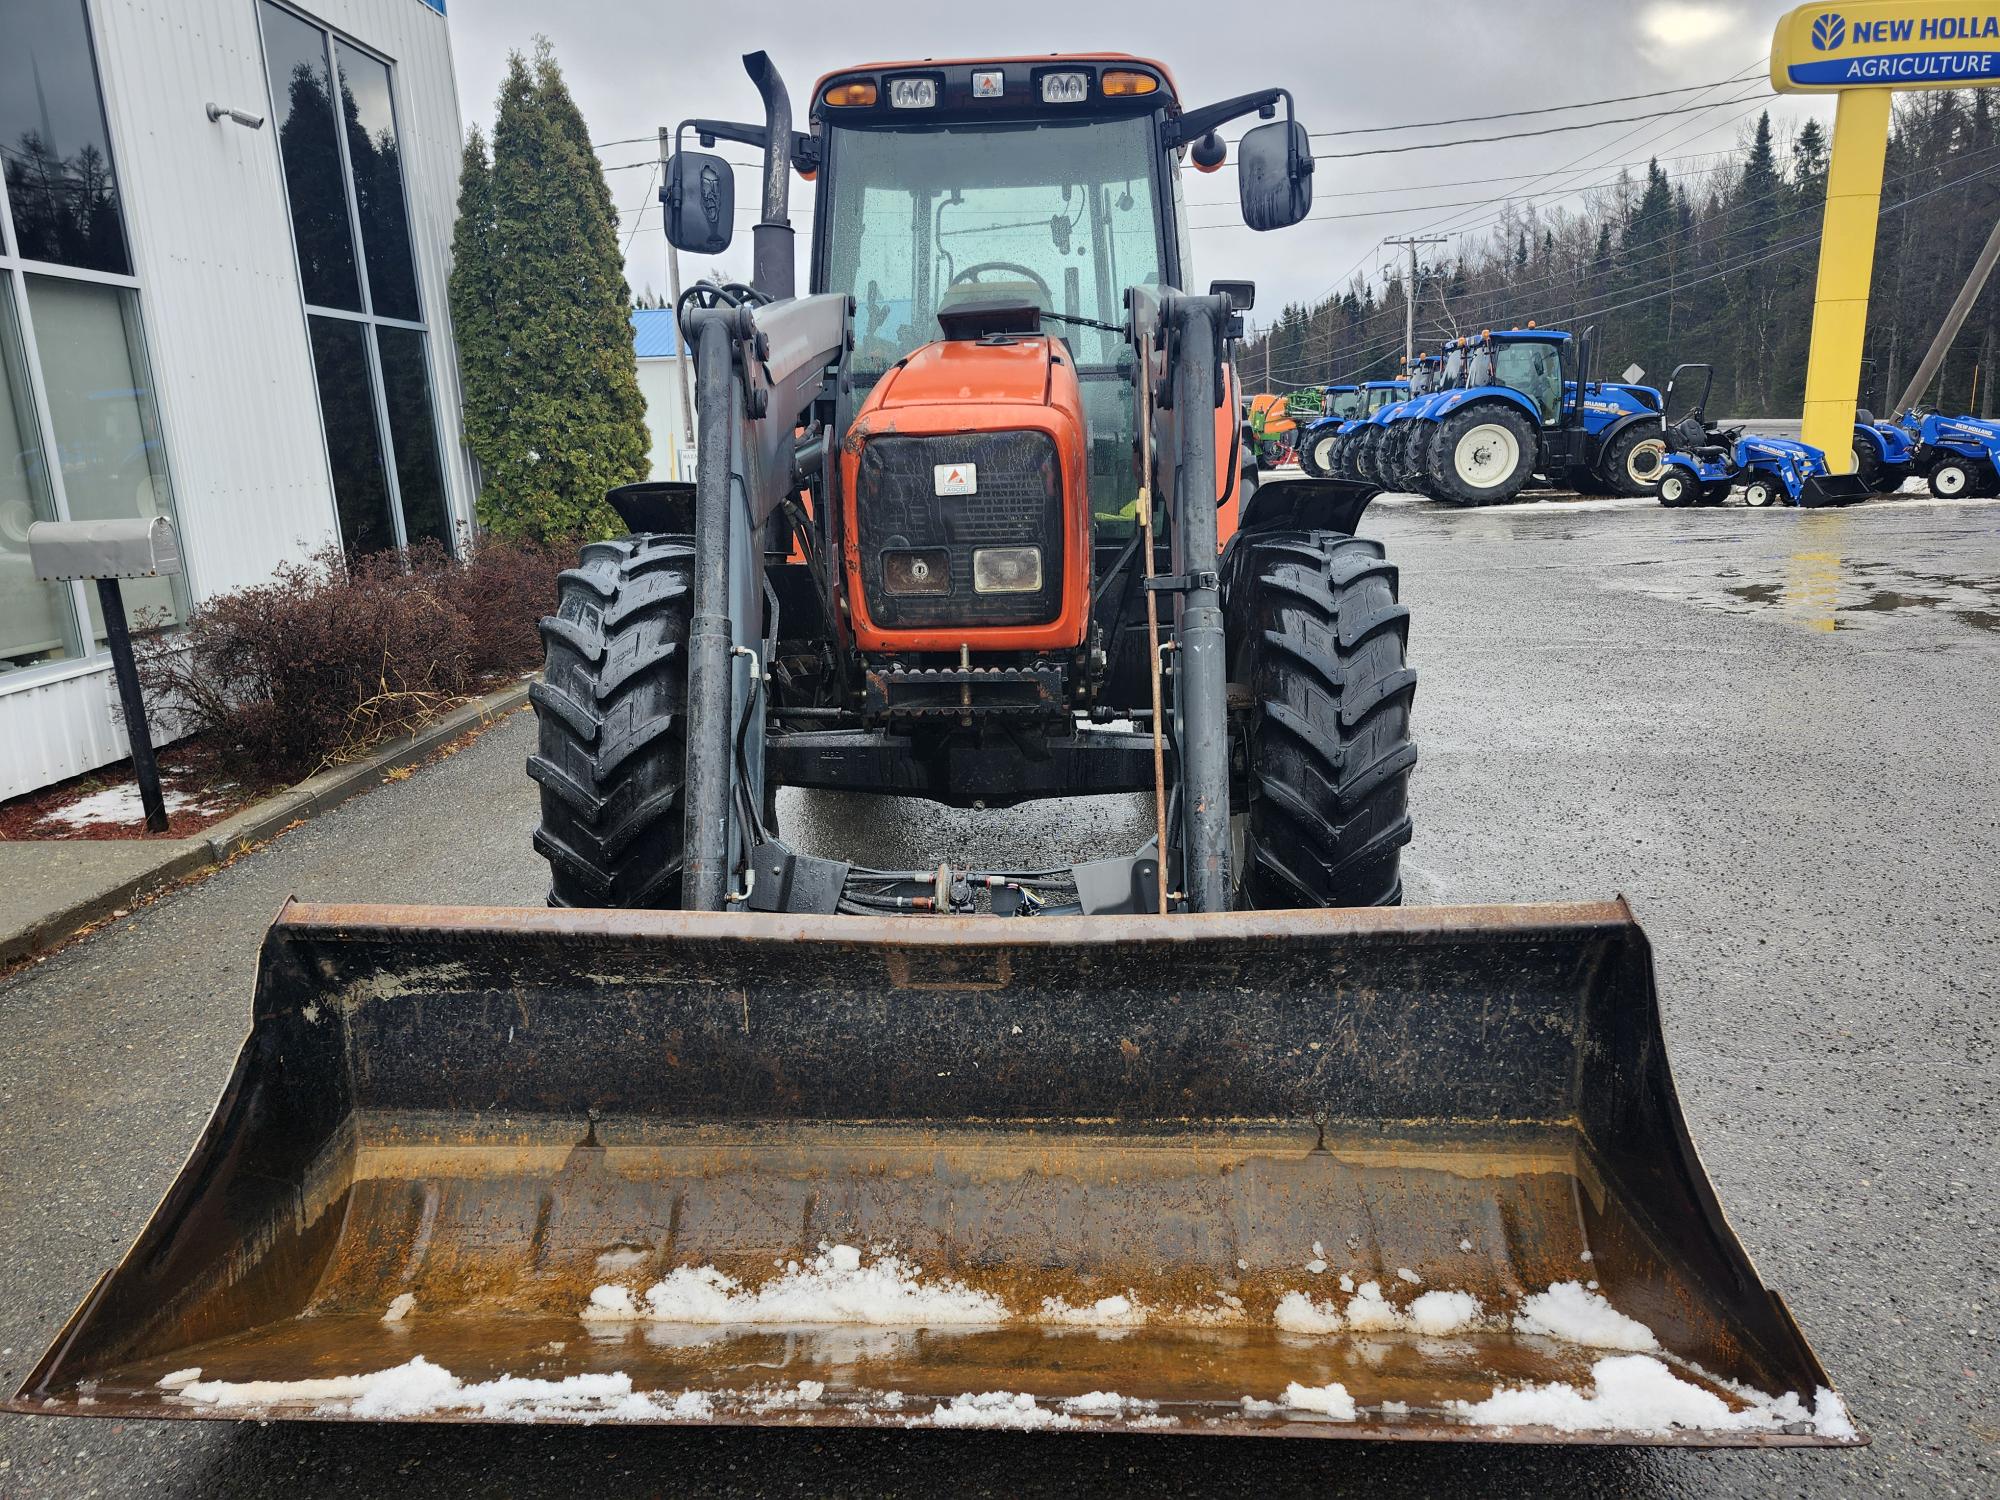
left=1930, top=456, right=1980, bottom=497
left=1850, top=440, right=1883, bottom=492
left=1433, top=406, right=1536, bottom=506
left=1743, top=478, right=1777, bottom=508
left=1224, top=531, right=1417, bottom=909
left=1603, top=427, right=1667, bottom=496
left=1657, top=469, right=1694, bottom=508
left=528, top=535, right=695, bottom=908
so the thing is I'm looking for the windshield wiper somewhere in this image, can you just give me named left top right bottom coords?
left=1040, top=310, right=1126, bottom=336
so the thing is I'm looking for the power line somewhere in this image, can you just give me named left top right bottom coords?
left=1290, top=74, right=1775, bottom=140
left=1292, top=155, right=2000, bottom=386
left=1306, top=91, right=1767, bottom=162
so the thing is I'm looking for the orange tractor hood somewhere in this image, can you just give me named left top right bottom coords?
left=840, top=334, right=1093, bottom=654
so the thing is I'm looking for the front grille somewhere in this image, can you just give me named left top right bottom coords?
left=856, top=431, right=1063, bottom=630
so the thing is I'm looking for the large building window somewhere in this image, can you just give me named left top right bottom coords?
left=0, top=0, right=185, bottom=677
left=261, top=1, right=450, bottom=553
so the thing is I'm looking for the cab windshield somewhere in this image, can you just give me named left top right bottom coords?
left=1326, top=389, right=1362, bottom=418
left=821, top=117, right=1165, bottom=376
left=820, top=114, right=1167, bottom=528
left=1492, top=340, right=1564, bottom=424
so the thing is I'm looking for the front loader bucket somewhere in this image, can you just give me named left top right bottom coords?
left=10, top=901, right=1859, bottom=1445
left=1800, top=472, right=1874, bottom=506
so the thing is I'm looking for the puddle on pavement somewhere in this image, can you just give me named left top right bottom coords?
left=1615, top=514, right=2000, bottom=634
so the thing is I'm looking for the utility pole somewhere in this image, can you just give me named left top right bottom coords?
left=1384, top=236, right=1447, bottom=371
left=1894, top=212, right=2000, bottom=416
left=659, top=127, right=697, bottom=480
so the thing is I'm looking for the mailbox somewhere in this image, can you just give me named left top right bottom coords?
left=28, top=516, right=183, bottom=583
left=25, top=517, right=184, bottom=832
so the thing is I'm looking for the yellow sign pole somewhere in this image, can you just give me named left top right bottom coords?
left=1800, top=88, right=1892, bottom=470
left=1772, top=1, right=2000, bottom=470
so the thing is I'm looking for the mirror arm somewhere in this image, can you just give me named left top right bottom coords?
left=680, top=117, right=821, bottom=175
left=1167, top=89, right=1285, bottom=148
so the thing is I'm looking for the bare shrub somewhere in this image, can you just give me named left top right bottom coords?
left=138, top=546, right=474, bottom=779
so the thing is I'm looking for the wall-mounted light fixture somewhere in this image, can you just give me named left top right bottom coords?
left=205, top=103, right=265, bottom=129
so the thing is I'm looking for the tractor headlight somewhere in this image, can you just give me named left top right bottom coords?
left=884, top=548, right=951, bottom=595
left=1039, top=72, right=1089, bottom=104
left=887, top=77, right=937, bottom=109
left=972, top=545, right=1042, bottom=594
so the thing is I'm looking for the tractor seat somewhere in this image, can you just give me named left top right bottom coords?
left=1855, top=408, right=1877, bottom=426
left=1669, top=415, right=1708, bottom=454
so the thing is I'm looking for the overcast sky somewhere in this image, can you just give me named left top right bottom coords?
left=444, top=0, right=1832, bottom=325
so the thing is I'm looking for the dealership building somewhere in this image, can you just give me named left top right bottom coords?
left=1, top=0, right=472, bottom=798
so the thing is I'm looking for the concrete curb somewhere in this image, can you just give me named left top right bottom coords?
left=0, top=679, right=532, bottom=968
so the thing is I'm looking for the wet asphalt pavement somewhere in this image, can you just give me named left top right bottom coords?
left=2, top=487, right=1997, bottom=1498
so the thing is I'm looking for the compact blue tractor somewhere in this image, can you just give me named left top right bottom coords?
left=1412, top=328, right=1666, bottom=505
left=1892, top=409, right=2000, bottom=497
left=1848, top=410, right=1917, bottom=493
left=1654, top=364, right=1873, bottom=508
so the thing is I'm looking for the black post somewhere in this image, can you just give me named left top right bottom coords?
left=1169, top=294, right=1231, bottom=912
left=681, top=311, right=741, bottom=910
left=96, top=577, right=167, bottom=833
left=742, top=51, right=795, bottom=302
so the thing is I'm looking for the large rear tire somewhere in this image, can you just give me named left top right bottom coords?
left=528, top=535, right=695, bottom=908
left=1602, top=426, right=1667, bottom=496
left=1432, top=405, right=1536, bottom=506
left=1225, top=531, right=1417, bottom=909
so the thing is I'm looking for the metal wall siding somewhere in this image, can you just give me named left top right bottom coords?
left=0, top=0, right=467, bottom=799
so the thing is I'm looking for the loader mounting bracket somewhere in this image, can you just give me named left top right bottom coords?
left=743, top=840, right=851, bottom=914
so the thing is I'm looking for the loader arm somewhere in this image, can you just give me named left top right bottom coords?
left=680, top=292, right=850, bottom=910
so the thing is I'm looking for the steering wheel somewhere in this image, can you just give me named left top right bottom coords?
left=676, top=280, right=764, bottom=321
left=949, top=261, right=1055, bottom=309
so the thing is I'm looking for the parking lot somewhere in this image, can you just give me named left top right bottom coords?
left=1, top=487, right=1996, bottom=1498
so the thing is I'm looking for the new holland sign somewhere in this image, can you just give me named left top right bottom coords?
left=1773, top=2, right=2000, bottom=91
left=1770, top=2, right=2000, bottom=474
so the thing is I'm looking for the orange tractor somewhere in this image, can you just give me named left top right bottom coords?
left=10, top=52, right=1855, bottom=1448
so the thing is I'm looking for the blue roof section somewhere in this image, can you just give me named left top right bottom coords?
left=632, top=309, right=687, bottom=358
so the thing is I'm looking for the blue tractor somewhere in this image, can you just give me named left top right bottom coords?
left=1847, top=410, right=1918, bottom=493
left=1305, top=378, right=1408, bottom=479
left=1892, top=409, right=2000, bottom=497
left=1654, top=364, right=1873, bottom=508
left=1378, top=342, right=1470, bottom=493
left=1412, top=328, right=1666, bottom=505
left=1294, top=383, right=1361, bottom=475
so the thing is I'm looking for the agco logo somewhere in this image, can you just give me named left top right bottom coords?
left=1812, top=12, right=1847, bottom=50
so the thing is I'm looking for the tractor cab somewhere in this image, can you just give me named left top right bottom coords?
left=1464, top=328, right=1569, bottom=428
left=1321, top=382, right=1362, bottom=419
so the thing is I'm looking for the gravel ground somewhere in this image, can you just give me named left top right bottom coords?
left=1, top=488, right=1995, bottom=1498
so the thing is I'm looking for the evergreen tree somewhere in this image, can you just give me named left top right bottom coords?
left=448, top=42, right=649, bottom=542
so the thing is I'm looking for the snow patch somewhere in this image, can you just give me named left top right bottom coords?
left=585, top=1247, right=1006, bottom=1327
left=1514, top=1281, right=1659, bottom=1352
left=1038, top=1293, right=1146, bottom=1327
left=167, top=1357, right=723, bottom=1423
left=595, top=1247, right=649, bottom=1274
left=156, top=1368, right=201, bottom=1390
left=1404, top=1290, right=1483, bottom=1336
left=1060, top=1390, right=1159, bottom=1417
left=1395, top=1267, right=1422, bottom=1285
left=41, top=784, right=211, bottom=829
left=1273, top=1290, right=1344, bottom=1334
left=381, top=1293, right=415, bottom=1324
left=1283, top=1381, right=1357, bottom=1420
left=1343, top=1281, right=1403, bottom=1332
left=1450, top=1354, right=1852, bottom=1437
left=925, top=1391, right=1077, bottom=1430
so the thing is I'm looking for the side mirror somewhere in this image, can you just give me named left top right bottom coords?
left=1237, top=119, right=1312, bottom=231
left=664, top=150, right=734, bottom=255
